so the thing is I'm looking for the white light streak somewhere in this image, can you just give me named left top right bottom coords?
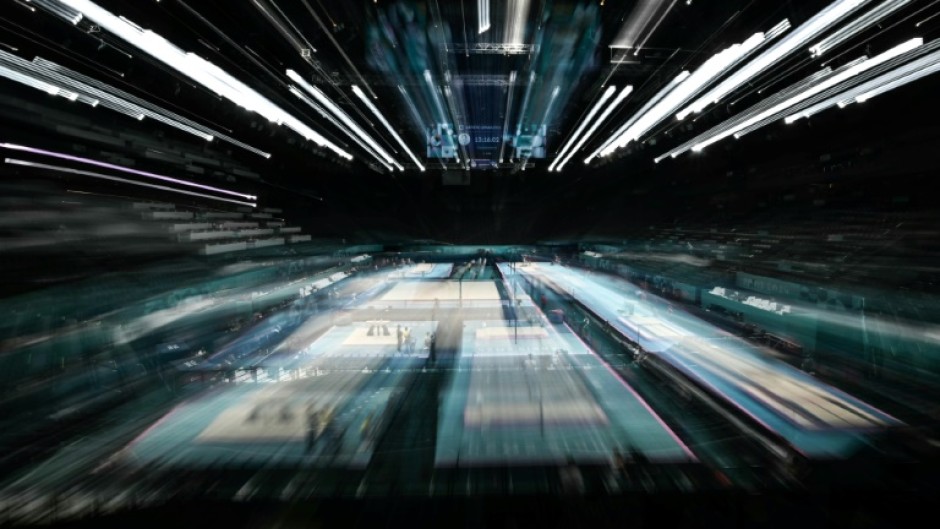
left=611, top=0, right=678, bottom=51
left=352, top=86, right=425, bottom=171
left=689, top=38, right=923, bottom=153
left=59, top=0, right=352, bottom=160
left=809, top=0, right=910, bottom=57
left=548, top=85, right=616, bottom=172
left=4, top=158, right=257, bottom=207
left=585, top=71, right=689, bottom=164
left=478, top=0, right=490, bottom=34
left=504, top=0, right=530, bottom=45
left=678, top=0, right=875, bottom=118
left=556, top=85, right=633, bottom=171
left=0, top=142, right=257, bottom=200
left=288, top=70, right=402, bottom=170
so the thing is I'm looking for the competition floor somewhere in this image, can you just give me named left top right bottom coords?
left=122, top=320, right=437, bottom=469
left=505, top=262, right=902, bottom=458
left=373, top=278, right=505, bottom=311
left=435, top=316, right=694, bottom=466
left=380, top=280, right=500, bottom=302
left=120, top=265, right=695, bottom=474
left=5, top=258, right=937, bottom=525
left=388, top=263, right=454, bottom=279
left=113, top=258, right=902, bottom=488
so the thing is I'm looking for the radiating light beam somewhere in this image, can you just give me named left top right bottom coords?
left=289, top=86, right=392, bottom=171
left=678, top=0, right=874, bottom=118
left=585, top=71, right=689, bottom=164
left=549, top=85, right=616, bottom=172
left=478, top=0, right=490, bottom=34
left=5, top=158, right=257, bottom=207
left=556, top=85, right=633, bottom=171
left=683, top=38, right=923, bottom=155
left=809, top=0, right=910, bottom=57
left=60, top=0, right=352, bottom=160
left=352, top=85, right=425, bottom=171
left=0, top=143, right=257, bottom=200
left=287, top=70, right=402, bottom=170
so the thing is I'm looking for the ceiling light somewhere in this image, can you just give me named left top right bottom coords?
left=602, top=36, right=767, bottom=158
left=478, top=0, right=490, bottom=34
left=59, top=0, right=351, bottom=159
left=5, top=158, right=257, bottom=207
left=504, top=0, right=531, bottom=45
left=548, top=85, right=616, bottom=172
left=287, top=70, right=402, bottom=170
left=809, top=0, right=910, bottom=58
left=611, top=0, right=678, bottom=51
left=556, top=85, right=633, bottom=171
left=674, top=29, right=783, bottom=121
left=353, top=84, right=424, bottom=170
left=689, top=38, right=923, bottom=153
left=597, top=29, right=781, bottom=161
left=0, top=143, right=257, bottom=200
left=784, top=40, right=940, bottom=120
left=0, top=52, right=272, bottom=155
left=678, top=0, right=874, bottom=118
left=586, top=71, right=689, bottom=163
left=289, top=86, right=393, bottom=171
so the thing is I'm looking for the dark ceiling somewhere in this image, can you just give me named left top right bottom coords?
left=1, top=0, right=940, bottom=244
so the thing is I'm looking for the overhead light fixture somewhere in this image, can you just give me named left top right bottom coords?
left=606, top=73, right=697, bottom=152
left=498, top=71, right=517, bottom=164
left=809, top=0, right=910, bottom=58
left=287, top=70, right=403, bottom=170
left=556, top=85, right=633, bottom=171
left=504, top=0, right=531, bottom=45
left=5, top=158, right=257, bottom=207
left=673, top=28, right=787, bottom=121
left=678, top=0, right=875, bottom=118
left=656, top=66, right=838, bottom=161
left=30, top=0, right=83, bottom=24
left=0, top=51, right=269, bottom=157
left=684, top=38, right=923, bottom=154
left=478, top=0, right=490, bottom=34
left=610, top=0, right=678, bottom=52
left=738, top=67, right=843, bottom=130
left=59, top=0, right=352, bottom=160
left=855, top=59, right=940, bottom=102
left=29, top=57, right=270, bottom=157
left=784, top=39, right=940, bottom=121
left=289, top=86, right=393, bottom=171
left=0, top=63, right=85, bottom=103
left=600, top=34, right=768, bottom=159
left=549, top=86, right=616, bottom=172
left=0, top=143, right=257, bottom=200
left=654, top=44, right=924, bottom=163
left=351, top=85, right=425, bottom=171
left=595, top=28, right=784, bottom=161
left=585, top=71, right=689, bottom=163
left=674, top=19, right=791, bottom=120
